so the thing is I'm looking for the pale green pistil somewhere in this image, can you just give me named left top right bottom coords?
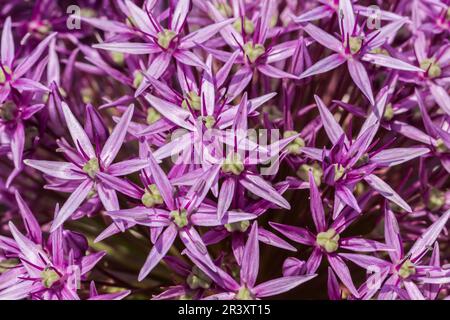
left=233, top=18, right=255, bottom=34
left=202, top=115, right=216, bottom=129
left=0, top=65, right=12, bottom=83
left=221, top=153, right=244, bottom=175
left=141, top=184, right=163, bottom=208
left=427, top=187, right=445, bottom=211
left=333, top=164, right=346, bottom=181
left=181, top=91, right=201, bottom=111
left=349, top=37, right=363, bottom=54
left=186, top=266, right=212, bottom=290
left=146, top=107, right=161, bottom=124
left=297, top=164, right=323, bottom=186
left=398, top=260, right=416, bottom=279
left=83, top=158, right=99, bottom=178
left=244, top=42, right=265, bottom=64
left=170, top=209, right=188, bottom=228
left=157, top=29, right=177, bottom=49
left=41, top=268, right=60, bottom=288
left=436, top=138, right=448, bottom=153
left=235, top=286, right=254, bottom=300
left=225, top=220, right=250, bottom=233
left=133, top=71, right=144, bottom=88
left=384, top=103, right=394, bottom=121
left=283, top=130, right=305, bottom=155
left=420, top=59, right=442, bottom=78
left=316, top=228, right=340, bottom=253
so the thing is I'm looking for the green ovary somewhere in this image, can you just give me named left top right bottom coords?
left=83, top=158, right=99, bottom=178
left=435, top=139, right=448, bottom=153
left=146, top=107, right=161, bottom=124
left=333, top=164, right=346, bottom=182
left=420, top=59, right=442, bottom=79
left=398, top=260, right=416, bottom=279
left=41, top=268, right=60, bottom=288
left=216, top=2, right=232, bottom=17
left=427, top=187, right=445, bottom=212
left=383, top=103, right=394, bottom=121
left=297, top=163, right=323, bottom=186
left=170, top=209, right=188, bottom=228
left=202, top=115, right=216, bottom=129
left=233, top=18, right=255, bottom=34
left=283, top=130, right=305, bottom=155
left=186, top=266, right=212, bottom=290
left=224, top=220, right=250, bottom=233
left=349, top=37, right=363, bottom=54
left=0, top=65, right=12, bottom=83
left=244, top=42, right=265, bottom=64
left=316, top=228, right=340, bottom=253
left=133, top=71, right=144, bottom=88
left=235, top=286, right=254, bottom=300
left=221, top=153, right=244, bottom=175
left=157, top=29, right=177, bottom=49
left=141, top=184, right=164, bottom=208
left=181, top=91, right=201, bottom=111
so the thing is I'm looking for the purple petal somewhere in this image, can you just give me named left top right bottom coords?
left=347, top=59, right=375, bottom=106
left=50, top=180, right=94, bottom=232
left=1, top=16, right=14, bottom=67
left=138, top=224, right=177, bottom=281
left=241, top=221, right=259, bottom=288
left=61, top=102, right=96, bottom=159
left=364, top=174, right=411, bottom=212
left=253, top=274, right=317, bottom=297
left=14, top=191, right=42, bottom=244
left=328, top=254, right=360, bottom=298
left=300, top=54, right=346, bottom=79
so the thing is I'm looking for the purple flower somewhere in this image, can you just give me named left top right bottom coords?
left=299, top=0, right=422, bottom=105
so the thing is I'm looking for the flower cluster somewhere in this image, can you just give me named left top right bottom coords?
left=0, top=0, right=449, bottom=300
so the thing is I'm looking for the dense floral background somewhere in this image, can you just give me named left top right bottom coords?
left=0, top=0, right=449, bottom=300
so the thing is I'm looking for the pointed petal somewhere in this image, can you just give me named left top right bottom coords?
left=1, top=17, right=14, bottom=66
left=144, top=94, right=194, bottom=131
left=384, top=205, right=403, bottom=262
left=217, top=178, right=236, bottom=220
left=138, top=224, right=177, bottom=281
left=408, top=209, right=450, bottom=261
left=254, top=274, right=317, bottom=297
left=171, top=0, right=190, bottom=33
left=300, top=53, right=346, bottom=79
left=23, top=160, right=85, bottom=180
left=362, top=53, right=423, bottom=72
left=364, top=174, right=411, bottom=212
left=303, top=23, right=342, bottom=52
left=14, top=32, right=57, bottom=78
left=241, top=221, right=259, bottom=288
left=338, top=0, right=355, bottom=36
left=125, top=0, right=157, bottom=35
left=50, top=180, right=93, bottom=232
left=180, top=18, right=235, bottom=49
left=370, top=148, right=429, bottom=167
left=314, top=94, right=347, bottom=145
left=240, top=174, right=290, bottom=209
left=309, top=170, right=327, bottom=232
left=61, top=102, right=96, bottom=159
left=93, top=42, right=160, bottom=54
left=14, top=191, right=42, bottom=244
left=347, top=59, right=375, bottom=105
left=100, top=105, right=134, bottom=167
left=328, top=254, right=360, bottom=298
